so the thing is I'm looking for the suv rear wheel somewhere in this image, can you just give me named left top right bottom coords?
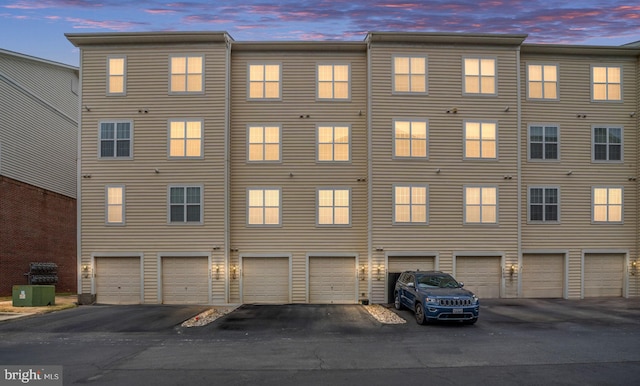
left=394, top=292, right=403, bottom=310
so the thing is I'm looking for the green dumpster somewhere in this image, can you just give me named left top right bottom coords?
left=12, top=285, right=56, bottom=307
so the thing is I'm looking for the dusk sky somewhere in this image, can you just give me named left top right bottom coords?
left=1, top=0, right=639, bottom=67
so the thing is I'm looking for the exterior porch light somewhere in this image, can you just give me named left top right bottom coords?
left=232, top=265, right=238, bottom=280
left=631, top=261, right=637, bottom=276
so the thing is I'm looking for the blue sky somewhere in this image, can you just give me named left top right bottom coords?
left=1, top=0, right=639, bottom=67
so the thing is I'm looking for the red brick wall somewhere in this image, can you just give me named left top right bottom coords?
left=0, top=176, right=76, bottom=296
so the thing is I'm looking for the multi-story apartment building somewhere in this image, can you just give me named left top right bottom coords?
left=66, top=31, right=640, bottom=305
left=0, top=49, right=78, bottom=296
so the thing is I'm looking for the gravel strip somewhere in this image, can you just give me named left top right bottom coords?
left=364, top=304, right=406, bottom=324
left=181, top=307, right=237, bottom=327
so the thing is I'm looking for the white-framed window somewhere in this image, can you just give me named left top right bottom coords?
left=170, top=55, right=203, bottom=93
left=593, top=126, right=622, bottom=162
left=106, top=186, right=125, bottom=225
left=528, top=187, right=559, bottom=223
left=529, top=124, right=559, bottom=160
left=99, top=121, right=132, bottom=159
left=248, top=63, right=281, bottom=99
left=592, top=187, right=622, bottom=223
left=247, top=188, right=281, bottom=226
left=169, top=186, right=202, bottom=224
left=463, top=57, right=496, bottom=95
left=464, top=121, right=497, bottom=159
left=317, top=63, right=350, bottom=100
left=393, top=55, right=427, bottom=93
left=318, top=125, right=350, bottom=162
left=592, top=65, right=621, bottom=101
left=394, top=185, right=428, bottom=224
left=107, top=56, right=126, bottom=95
left=317, top=188, right=350, bottom=226
left=169, top=120, right=203, bottom=158
left=393, top=119, right=427, bottom=158
left=248, top=125, right=281, bottom=162
left=464, top=186, right=497, bottom=224
left=527, top=64, right=558, bottom=100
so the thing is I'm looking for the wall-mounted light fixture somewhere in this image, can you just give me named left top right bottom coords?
left=446, top=108, right=458, bottom=114
left=503, top=175, right=513, bottom=180
left=504, top=106, right=510, bottom=112
left=630, top=112, right=636, bottom=118
left=82, top=264, right=91, bottom=279
left=509, top=264, right=516, bottom=278
left=212, top=245, right=220, bottom=250
left=376, top=265, right=383, bottom=281
left=360, top=265, right=367, bottom=281
left=436, top=168, right=441, bottom=174
left=375, top=246, right=384, bottom=252
left=83, top=105, right=91, bottom=112
left=576, top=113, right=587, bottom=118
left=631, top=260, right=637, bottom=276
left=567, top=171, right=573, bottom=176
left=232, top=265, right=238, bottom=280
left=629, top=177, right=637, bottom=182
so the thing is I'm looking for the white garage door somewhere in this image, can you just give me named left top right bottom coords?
left=95, top=257, right=141, bottom=304
left=522, top=254, right=565, bottom=298
left=584, top=254, right=624, bottom=297
left=456, top=256, right=501, bottom=298
left=309, top=257, right=357, bottom=304
left=162, top=257, right=209, bottom=304
left=388, top=256, right=435, bottom=273
left=243, top=257, right=290, bottom=304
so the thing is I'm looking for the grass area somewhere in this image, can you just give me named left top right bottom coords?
left=0, top=293, right=78, bottom=314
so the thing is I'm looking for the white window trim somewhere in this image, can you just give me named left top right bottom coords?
left=246, top=124, right=282, bottom=163
left=526, top=62, right=559, bottom=101
left=392, top=118, right=429, bottom=160
left=463, top=185, right=499, bottom=225
left=105, top=185, right=125, bottom=226
left=527, top=123, right=560, bottom=162
left=462, top=56, right=497, bottom=96
left=592, top=125, right=623, bottom=163
left=316, top=62, right=351, bottom=101
left=167, top=119, right=204, bottom=159
left=316, top=124, right=351, bottom=163
left=527, top=186, right=560, bottom=224
left=106, top=55, right=126, bottom=96
left=590, top=64, right=623, bottom=102
left=392, top=184, right=429, bottom=225
left=167, top=185, right=204, bottom=225
left=98, top=120, right=133, bottom=160
left=247, top=61, right=282, bottom=101
left=591, top=186, right=624, bottom=224
left=392, top=54, right=428, bottom=95
left=168, top=54, right=204, bottom=95
left=463, top=120, right=498, bottom=161
left=316, top=187, right=352, bottom=227
left=246, top=187, right=282, bottom=227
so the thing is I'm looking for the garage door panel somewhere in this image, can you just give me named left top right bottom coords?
left=522, top=254, right=564, bottom=298
left=388, top=257, right=435, bottom=273
left=162, top=257, right=209, bottom=304
left=456, top=257, right=501, bottom=299
left=585, top=254, right=624, bottom=297
left=95, top=257, right=141, bottom=305
left=243, top=257, right=289, bottom=304
left=309, top=257, right=356, bottom=304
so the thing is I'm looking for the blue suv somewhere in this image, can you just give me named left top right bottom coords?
left=394, top=271, right=479, bottom=325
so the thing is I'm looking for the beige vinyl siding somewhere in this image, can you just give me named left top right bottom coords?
left=78, top=42, right=228, bottom=302
left=369, top=43, right=520, bottom=300
left=521, top=53, right=638, bottom=298
left=229, top=47, right=368, bottom=303
left=0, top=52, right=78, bottom=198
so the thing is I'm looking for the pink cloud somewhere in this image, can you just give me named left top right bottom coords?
left=145, top=9, right=178, bottom=15
left=66, top=17, right=147, bottom=30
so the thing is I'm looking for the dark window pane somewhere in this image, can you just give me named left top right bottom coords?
left=609, top=128, right=621, bottom=144
left=545, top=144, right=557, bottom=159
left=530, top=143, right=543, bottom=159
left=116, top=140, right=130, bottom=157
left=545, top=127, right=557, bottom=142
left=594, top=144, right=607, bottom=160
left=116, top=123, right=130, bottom=139
left=530, top=188, right=543, bottom=203
left=186, top=205, right=200, bottom=222
left=101, top=141, right=114, bottom=157
left=170, top=205, right=184, bottom=222
left=101, top=123, right=114, bottom=139
left=530, top=205, right=543, bottom=221
left=186, top=187, right=200, bottom=203
left=545, top=205, right=558, bottom=221
left=609, top=144, right=621, bottom=160
left=594, top=127, right=607, bottom=143
left=170, top=187, right=184, bottom=204
left=530, top=126, right=543, bottom=142
left=545, top=189, right=558, bottom=204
